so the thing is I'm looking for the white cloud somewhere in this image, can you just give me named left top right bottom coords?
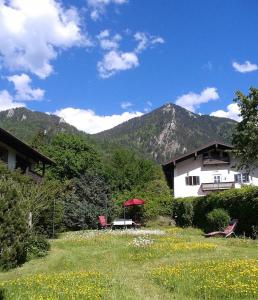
left=134, top=32, right=164, bottom=53
left=7, top=73, right=44, bottom=100
left=54, top=107, right=143, bottom=133
left=0, top=0, right=87, bottom=78
left=97, top=50, right=138, bottom=78
left=210, top=103, right=240, bottom=121
left=175, top=87, right=219, bottom=112
left=87, top=0, right=128, bottom=21
left=232, top=61, right=258, bottom=73
left=97, top=31, right=164, bottom=78
left=0, top=90, right=25, bottom=111
left=121, top=101, right=132, bottom=109
left=97, top=30, right=121, bottom=50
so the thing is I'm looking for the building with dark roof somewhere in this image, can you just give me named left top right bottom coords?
left=0, top=127, right=54, bottom=182
left=162, top=141, right=258, bottom=198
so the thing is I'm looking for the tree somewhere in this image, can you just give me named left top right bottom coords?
left=232, top=87, right=258, bottom=171
left=0, top=176, right=29, bottom=270
left=45, top=134, right=103, bottom=180
left=106, top=148, right=162, bottom=191
left=63, top=171, right=112, bottom=230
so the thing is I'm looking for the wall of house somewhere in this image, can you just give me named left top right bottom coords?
left=0, top=141, right=36, bottom=171
left=173, top=154, right=258, bottom=198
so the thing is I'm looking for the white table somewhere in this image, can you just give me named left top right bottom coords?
left=112, top=219, right=133, bottom=227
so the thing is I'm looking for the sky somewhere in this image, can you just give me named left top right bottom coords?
left=0, top=0, right=258, bottom=133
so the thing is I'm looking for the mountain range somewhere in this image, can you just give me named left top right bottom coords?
left=0, top=104, right=236, bottom=164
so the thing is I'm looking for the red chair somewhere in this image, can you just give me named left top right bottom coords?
left=204, top=219, right=238, bottom=238
left=98, top=215, right=112, bottom=229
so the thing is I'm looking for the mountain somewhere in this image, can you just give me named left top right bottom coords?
left=94, top=103, right=237, bottom=163
left=0, top=107, right=85, bottom=143
left=0, top=104, right=237, bottom=164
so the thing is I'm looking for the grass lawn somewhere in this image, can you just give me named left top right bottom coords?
left=0, top=227, right=257, bottom=299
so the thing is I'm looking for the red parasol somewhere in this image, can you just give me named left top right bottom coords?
left=122, top=199, right=144, bottom=227
left=123, top=198, right=145, bottom=207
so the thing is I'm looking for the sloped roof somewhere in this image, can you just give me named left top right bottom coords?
left=0, top=127, right=54, bottom=165
left=162, top=141, right=233, bottom=167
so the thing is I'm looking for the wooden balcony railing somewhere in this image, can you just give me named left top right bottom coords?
left=203, top=156, right=230, bottom=165
left=201, top=182, right=235, bottom=191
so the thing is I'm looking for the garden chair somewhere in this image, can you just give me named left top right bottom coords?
left=204, top=219, right=238, bottom=238
left=98, top=215, right=112, bottom=229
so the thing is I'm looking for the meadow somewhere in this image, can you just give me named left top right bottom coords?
left=0, top=228, right=257, bottom=299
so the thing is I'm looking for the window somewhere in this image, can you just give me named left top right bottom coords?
left=214, top=175, right=221, bottom=183
left=185, top=176, right=200, bottom=186
left=234, top=173, right=249, bottom=183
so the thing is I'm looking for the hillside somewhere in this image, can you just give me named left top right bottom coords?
left=0, top=105, right=237, bottom=164
left=0, top=107, right=85, bottom=143
left=94, top=103, right=237, bottom=163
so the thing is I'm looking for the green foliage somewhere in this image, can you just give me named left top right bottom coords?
left=232, top=87, right=258, bottom=171
left=206, top=208, right=230, bottom=232
left=113, top=179, right=172, bottom=222
left=63, top=172, right=112, bottom=230
left=193, top=186, right=258, bottom=236
left=0, top=163, right=55, bottom=270
left=0, top=176, right=29, bottom=270
left=45, top=134, right=102, bottom=180
left=26, top=234, right=50, bottom=260
left=106, top=148, right=162, bottom=192
left=173, top=187, right=258, bottom=236
left=172, top=197, right=195, bottom=227
left=30, top=180, right=64, bottom=238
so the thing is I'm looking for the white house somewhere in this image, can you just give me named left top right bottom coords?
left=162, top=141, right=258, bottom=198
left=0, top=127, right=54, bottom=182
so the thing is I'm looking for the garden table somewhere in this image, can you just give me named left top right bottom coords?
left=112, top=219, right=133, bottom=228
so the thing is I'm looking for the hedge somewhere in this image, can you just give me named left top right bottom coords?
left=173, top=186, right=258, bottom=237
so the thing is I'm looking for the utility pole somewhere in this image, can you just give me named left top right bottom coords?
left=52, top=197, right=55, bottom=238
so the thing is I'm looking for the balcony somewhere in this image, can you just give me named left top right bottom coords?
left=201, top=182, right=235, bottom=191
left=203, top=156, right=230, bottom=166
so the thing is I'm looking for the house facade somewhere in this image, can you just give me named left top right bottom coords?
left=162, top=142, right=258, bottom=198
left=0, top=127, right=54, bottom=182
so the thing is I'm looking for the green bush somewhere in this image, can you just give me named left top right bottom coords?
left=26, top=234, right=50, bottom=260
left=0, top=176, right=29, bottom=270
left=0, top=288, right=4, bottom=300
left=172, top=197, right=195, bottom=227
left=63, top=172, right=112, bottom=230
left=206, top=208, right=230, bottom=232
left=193, top=186, right=258, bottom=236
left=112, top=179, right=172, bottom=223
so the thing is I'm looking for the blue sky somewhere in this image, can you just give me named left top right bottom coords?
left=0, top=0, right=257, bottom=133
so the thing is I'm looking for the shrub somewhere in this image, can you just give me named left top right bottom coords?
left=0, top=176, right=29, bottom=270
left=173, top=197, right=195, bottom=227
left=193, top=186, right=258, bottom=236
left=112, top=179, right=172, bottom=223
left=63, top=172, right=112, bottom=230
left=26, top=234, right=50, bottom=260
left=0, top=288, right=4, bottom=300
left=206, top=208, right=230, bottom=232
